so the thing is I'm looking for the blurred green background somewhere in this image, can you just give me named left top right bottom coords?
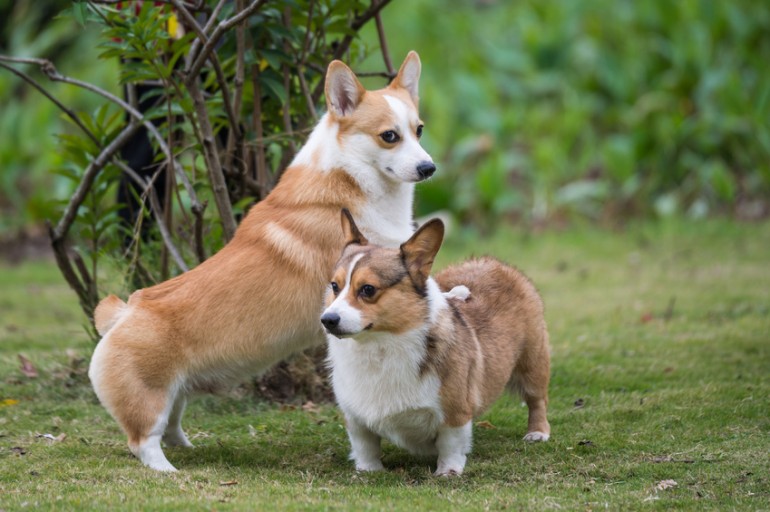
left=2, top=0, right=769, bottom=238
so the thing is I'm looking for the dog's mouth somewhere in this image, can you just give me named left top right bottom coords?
left=325, top=323, right=373, bottom=338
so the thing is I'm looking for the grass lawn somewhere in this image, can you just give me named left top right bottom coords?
left=1, top=220, right=768, bottom=510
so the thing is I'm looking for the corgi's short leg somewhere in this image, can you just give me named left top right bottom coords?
left=522, top=390, right=550, bottom=442
left=522, top=399, right=550, bottom=442
left=345, top=415, right=384, bottom=471
left=163, top=393, right=193, bottom=448
left=509, top=336, right=551, bottom=442
left=131, top=433, right=177, bottom=472
left=122, top=386, right=182, bottom=471
left=434, top=421, right=472, bottom=476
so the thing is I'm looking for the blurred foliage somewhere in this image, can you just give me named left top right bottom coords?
left=362, top=0, right=770, bottom=226
left=2, top=0, right=769, bottom=239
left=0, top=0, right=119, bottom=232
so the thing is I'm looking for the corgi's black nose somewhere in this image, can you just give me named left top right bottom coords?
left=416, top=161, right=436, bottom=180
left=321, top=312, right=341, bottom=330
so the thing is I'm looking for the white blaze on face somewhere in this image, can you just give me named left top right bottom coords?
left=323, top=253, right=366, bottom=336
left=382, top=95, right=434, bottom=182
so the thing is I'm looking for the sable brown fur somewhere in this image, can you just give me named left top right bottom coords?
left=432, top=257, right=551, bottom=433
left=324, top=216, right=550, bottom=475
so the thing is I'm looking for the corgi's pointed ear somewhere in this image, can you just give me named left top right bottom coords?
left=325, top=60, right=366, bottom=118
left=400, top=218, right=444, bottom=289
left=390, top=51, right=421, bottom=105
left=341, top=209, right=368, bottom=246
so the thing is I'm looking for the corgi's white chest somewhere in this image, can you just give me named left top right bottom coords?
left=328, top=330, right=444, bottom=453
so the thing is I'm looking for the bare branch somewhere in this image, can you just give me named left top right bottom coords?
left=188, top=77, right=238, bottom=240
left=251, top=63, right=269, bottom=198
left=297, top=0, right=319, bottom=120
left=0, top=58, right=100, bottom=147
left=311, top=0, right=393, bottom=103
left=375, top=12, right=395, bottom=76
left=186, top=0, right=228, bottom=69
left=52, top=122, right=143, bottom=242
left=90, top=0, right=210, bottom=11
left=171, top=0, right=241, bottom=142
left=186, top=0, right=268, bottom=80
left=8, top=55, right=205, bottom=220
left=281, top=7, right=297, bottom=155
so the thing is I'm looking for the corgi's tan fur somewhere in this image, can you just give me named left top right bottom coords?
left=323, top=212, right=550, bottom=476
left=89, top=52, right=435, bottom=471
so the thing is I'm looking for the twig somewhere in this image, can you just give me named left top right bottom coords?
left=186, top=0, right=267, bottom=80
left=171, top=0, right=241, bottom=142
left=297, top=0, right=318, bottom=120
left=53, top=122, right=143, bottom=241
left=281, top=7, right=297, bottom=155
left=90, top=0, right=209, bottom=11
left=0, top=58, right=100, bottom=146
left=311, top=0, right=393, bottom=103
left=186, top=0, right=228, bottom=69
left=3, top=54, right=203, bottom=217
left=188, top=77, right=238, bottom=240
left=232, top=0, right=247, bottom=123
left=251, top=63, right=268, bottom=198
left=375, top=12, right=395, bottom=76
left=1, top=53, right=207, bottom=268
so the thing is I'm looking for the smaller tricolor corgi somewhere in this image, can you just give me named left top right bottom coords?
left=322, top=211, right=551, bottom=476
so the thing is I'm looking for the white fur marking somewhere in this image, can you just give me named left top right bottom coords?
left=523, top=431, right=550, bottom=442
left=323, top=254, right=366, bottom=335
left=132, top=382, right=184, bottom=471
left=435, top=422, right=472, bottom=476
left=263, top=221, right=316, bottom=275
left=443, top=285, right=471, bottom=302
left=346, top=415, right=385, bottom=471
left=426, top=278, right=448, bottom=325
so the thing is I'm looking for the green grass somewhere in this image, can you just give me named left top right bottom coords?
left=1, top=220, right=769, bottom=510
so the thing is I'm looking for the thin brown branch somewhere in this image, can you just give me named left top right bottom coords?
left=232, top=0, right=247, bottom=120
left=15, top=54, right=204, bottom=218
left=52, top=122, right=143, bottom=241
left=375, top=12, right=395, bottom=76
left=281, top=7, right=297, bottom=155
left=186, top=0, right=267, bottom=80
left=90, top=0, right=209, bottom=11
left=171, top=0, right=241, bottom=142
left=186, top=0, right=228, bottom=69
left=0, top=58, right=100, bottom=147
left=48, top=223, right=91, bottom=317
left=116, top=161, right=190, bottom=273
left=311, top=0, right=394, bottom=103
left=188, top=77, right=237, bottom=240
left=297, top=0, right=318, bottom=120
left=251, top=63, right=268, bottom=198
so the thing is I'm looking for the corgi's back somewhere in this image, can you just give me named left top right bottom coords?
left=435, top=257, right=550, bottom=410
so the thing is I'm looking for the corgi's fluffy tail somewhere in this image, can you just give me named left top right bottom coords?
left=94, top=294, right=127, bottom=336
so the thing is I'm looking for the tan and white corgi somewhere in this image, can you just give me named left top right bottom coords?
left=322, top=211, right=551, bottom=476
left=88, top=52, right=435, bottom=471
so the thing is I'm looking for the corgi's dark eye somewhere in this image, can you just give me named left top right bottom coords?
left=331, top=282, right=340, bottom=295
left=359, top=284, right=376, bottom=298
left=416, top=125, right=424, bottom=138
left=380, top=130, right=400, bottom=144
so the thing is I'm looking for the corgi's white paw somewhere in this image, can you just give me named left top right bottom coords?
left=523, top=431, right=550, bottom=442
left=163, top=429, right=194, bottom=448
left=434, top=463, right=464, bottom=477
left=355, top=460, right=385, bottom=472
left=435, top=454, right=466, bottom=476
left=444, top=285, right=471, bottom=302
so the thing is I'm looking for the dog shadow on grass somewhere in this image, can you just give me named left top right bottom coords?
left=161, top=419, right=535, bottom=486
